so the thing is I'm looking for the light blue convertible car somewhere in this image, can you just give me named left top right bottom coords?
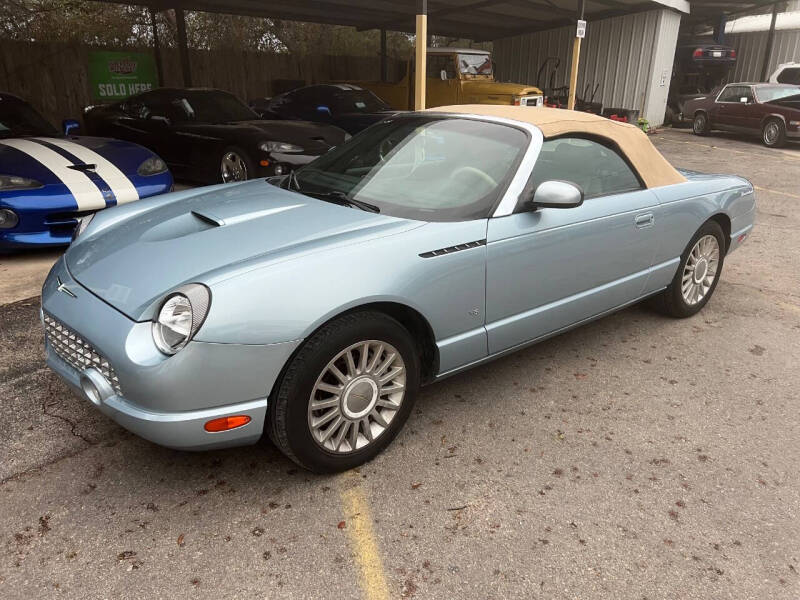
left=41, top=105, right=755, bottom=472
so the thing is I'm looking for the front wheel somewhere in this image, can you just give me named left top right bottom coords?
left=267, top=311, right=420, bottom=473
left=220, top=148, right=253, bottom=183
left=762, top=118, right=786, bottom=148
left=692, top=112, right=709, bottom=136
left=649, top=220, right=726, bottom=318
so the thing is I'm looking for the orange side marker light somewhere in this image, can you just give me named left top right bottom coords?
left=204, top=415, right=251, bottom=432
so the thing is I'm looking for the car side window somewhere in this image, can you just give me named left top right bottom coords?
left=525, top=137, right=643, bottom=201
left=717, top=86, right=741, bottom=102
left=777, top=67, right=800, bottom=85
left=427, top=55, right=457, bottom=80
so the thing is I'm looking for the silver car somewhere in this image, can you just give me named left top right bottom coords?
left=41, top=106, right=756, bottom=472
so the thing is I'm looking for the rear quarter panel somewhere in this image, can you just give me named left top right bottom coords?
left=649, top=174, right=755, bottom=288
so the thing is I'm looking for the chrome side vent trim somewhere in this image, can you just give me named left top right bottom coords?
left=419, top=239, right=486, bottom=258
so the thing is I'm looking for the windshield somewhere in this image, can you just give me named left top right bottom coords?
left=457, top=53, right=493, bottom=76
left=0, top=97, right=59, bottom=138
left=291, top=116, right=528, bottom=221
left=332, top=90, right=388, bottom=113
left=172, top=91, right=258, bottom=123
left=757, top=86, right=800, bottom=103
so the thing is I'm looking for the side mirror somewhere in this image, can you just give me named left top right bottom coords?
left=150, top=115, right=170, bottom=126
left=440, top=69, right=448, bottom=80
left=530, top=180, right=584, bottom=209
left=316, top=105, right=333, bottom=118
left=62, top=119, right=81, bottom=136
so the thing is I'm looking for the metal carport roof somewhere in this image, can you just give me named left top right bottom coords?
left=98, top=0, right=697, bottom=42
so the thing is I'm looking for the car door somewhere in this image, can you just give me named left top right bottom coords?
left=710, top=85, right=741, bottom=130
left=485, top=136, right=659, bottom=354
left=735, top=86, right=761, bottom=132
left=426, top=54, right=459, bottom=108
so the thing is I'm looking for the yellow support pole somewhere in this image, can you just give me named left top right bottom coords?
left=567, top=36, right=581, bottom=110
left=567, top=1, right=585, bottom=111
left=414, top=12, right=428, bottom=110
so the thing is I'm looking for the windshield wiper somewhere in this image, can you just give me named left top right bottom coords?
left=304, top=190, right=380, bottom=213
left=286, top=169, right=300, bottom=191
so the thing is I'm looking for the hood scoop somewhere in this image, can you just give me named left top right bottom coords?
left=191, top=203, right=304, bottom=227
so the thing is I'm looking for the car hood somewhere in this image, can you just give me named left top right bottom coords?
left=0, top=135, right=154, bottom=185
left=65, top=180, right=419, bottom=319
left=460, top=80, right=543, bottom=99
left=212, top=119, right=347, bottom=151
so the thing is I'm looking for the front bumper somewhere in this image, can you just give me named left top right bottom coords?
left=42, top=257, right=300, bottom=450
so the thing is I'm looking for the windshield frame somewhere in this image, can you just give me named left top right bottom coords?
left=288, top=113, right=540, bottom=222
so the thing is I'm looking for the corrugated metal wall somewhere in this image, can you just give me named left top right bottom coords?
left=493, top=9, right=678, bottom=124
left=727, top=29, right=800, bottom=81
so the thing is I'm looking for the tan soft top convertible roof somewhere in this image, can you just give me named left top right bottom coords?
left=426, top=105, right=686, bottom=189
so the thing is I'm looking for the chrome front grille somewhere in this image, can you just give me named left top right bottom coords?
left=43, top=313, right=122, bottom=395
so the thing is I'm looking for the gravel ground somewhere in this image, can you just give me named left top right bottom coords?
left=0, top=129, right=798, bottom=599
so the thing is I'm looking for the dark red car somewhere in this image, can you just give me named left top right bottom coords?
left=684, top=83, right=800, bottom=147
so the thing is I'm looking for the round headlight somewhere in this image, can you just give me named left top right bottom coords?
left=152, top=284, right=210, bottom=356
left=0, top=208, right=19, bottom=229
left=153, top=294, right=193, bottom=354
left=137, top=156, right=168, bottom=176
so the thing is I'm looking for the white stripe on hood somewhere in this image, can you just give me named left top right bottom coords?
left=0, top=138, right=106, bottom=210
left=37, top=138, right=140, bottom=205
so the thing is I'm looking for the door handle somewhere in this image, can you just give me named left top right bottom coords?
left=635, top=213, right=654, bottom=228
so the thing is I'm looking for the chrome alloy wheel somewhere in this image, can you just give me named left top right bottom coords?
left=220, top=151, right=248, bottom=182
left=763, top=121, right=780, bottom=145
left=681, top=234, right=720, bottom=305
left=308, top=340, right=406, bottom=454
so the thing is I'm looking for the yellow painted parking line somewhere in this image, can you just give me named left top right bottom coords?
left=754, top=185, right=800, bottom=200
left=340, top=472, right=390, bottom=600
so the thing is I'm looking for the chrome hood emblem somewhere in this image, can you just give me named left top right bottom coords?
left=56, top=276, right=77, bottom=298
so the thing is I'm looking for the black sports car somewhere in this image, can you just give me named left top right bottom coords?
left=251, top=84, right=397, bottom=135
left=84, top=88, right=349, bottom=184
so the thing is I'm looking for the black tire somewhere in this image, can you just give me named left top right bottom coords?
left=267, top=311, right=420, bottom=473
left=692, top=112, right=710, bottom=136
left=761, top=118, right=786, bottom=148
left=219, top=146, right=254, bottom=183
left=649, top=220, right=726, bottom=318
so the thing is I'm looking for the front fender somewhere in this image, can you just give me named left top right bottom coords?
left=195, top=220, right=489, bottom=349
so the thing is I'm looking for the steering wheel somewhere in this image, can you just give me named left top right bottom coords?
left=449, top=166, right=497, bottom=188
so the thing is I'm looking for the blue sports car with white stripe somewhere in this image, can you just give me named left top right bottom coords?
left=0, top=93, right=172, bottom=249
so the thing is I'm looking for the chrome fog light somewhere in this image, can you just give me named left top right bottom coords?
left=80, top=368, right=115, bottom=405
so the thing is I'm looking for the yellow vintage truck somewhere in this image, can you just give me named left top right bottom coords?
left=356, top=48, right=544, bottom=110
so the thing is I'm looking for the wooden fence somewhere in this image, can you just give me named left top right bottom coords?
left=0, top=40, right=405, bottom=128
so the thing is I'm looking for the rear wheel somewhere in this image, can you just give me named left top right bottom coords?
left=761, top=118, right=786, bottom=148
left=649, top=220, right=726, bottom=318
left=692, top=112, right=709, bottom=136
left=267, top=311, right=420, bottom=473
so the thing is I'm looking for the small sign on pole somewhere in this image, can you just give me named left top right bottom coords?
left=576, top=19, right=587, bottom=38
